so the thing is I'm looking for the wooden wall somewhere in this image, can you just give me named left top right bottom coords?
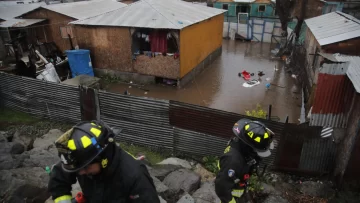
left=179, top=14, right=223, bottom=77
left=21, top=8, right=76, bottom=52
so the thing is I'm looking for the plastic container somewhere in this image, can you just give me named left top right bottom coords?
left=65, top=49, right=94, bottom=78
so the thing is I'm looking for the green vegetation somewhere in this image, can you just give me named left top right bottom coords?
left=248, top=174, right=264, bottom=192
left=119, top=142, right=170, bottom=165
left=100, top=73, right=124, bottom=84
left=0, top=108, right=38, bottom=124
left=202, top=156, right=220, bottom=174
left=245, top=104, right=267, bottom=119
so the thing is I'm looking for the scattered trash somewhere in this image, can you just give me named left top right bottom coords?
left=271, top=48, right=279, bottom=54
left=241, top=70, right=251, bottom=80
left=274, top=65, right=279, bottom=71
left=144, top=92, right=148, bottom=95
left=129, top=86, right=132, bottom=88
left=130, top=81, right=133, bottom=84
left=250, top=73, right=255, bottom=76
left=266, top=77, right=271, bottom=81
left=243, top=79, right=260, bottom=87
left=291, top=74, right=297, bottom=79
left=258, top=71, right=265, bottom=77
left=265, top=83, right=271, bottom=89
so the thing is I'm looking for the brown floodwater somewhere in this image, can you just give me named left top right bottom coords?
left=107, top=40, right=301, bottom=123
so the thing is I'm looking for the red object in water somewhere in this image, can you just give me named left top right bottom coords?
left=241, top=71, right=251, bottom=80
left=75, top=192, right=86, bottom=203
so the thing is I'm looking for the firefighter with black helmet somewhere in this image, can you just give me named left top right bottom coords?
left=48, top=120, right=160, bottom=203
left=215, top=119, right=275, bottom=203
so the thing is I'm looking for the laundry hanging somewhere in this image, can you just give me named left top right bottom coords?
left=149, top=31, right=167, bottom=53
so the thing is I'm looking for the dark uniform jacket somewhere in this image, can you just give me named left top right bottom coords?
left=48, top=146, right=160, bottom=203
left=215, top=140, right=254, bottom=203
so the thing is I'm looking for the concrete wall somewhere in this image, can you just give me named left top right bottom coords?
left=21, top=8, right=76, bottom=52
left=179, top=14, right=223, bottom=77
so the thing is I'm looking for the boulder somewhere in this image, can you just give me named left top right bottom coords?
left=261, top=183, right=282, bottom=196
left=0, top=142, right=25, bottom=155
left=13, top=130, right=35, bottom=151
left=152, top=175, right=169, bottom=193
left=299, top=181, right=334, bottom=198
left=194, top=164, right=215, bottom=182
left=0, top=167, right=50, bottom=203
left=163, top=169, right=201, bottom=194
left=263, top=195, right=288, bottom=203
left=177, top=194, right=194, bottom=203
left=33, top=129, right=63, bottom=150
left=0, top=153, right=16, bottom=170
left=22, top=147, right=59, bottom=168
left=192, top=181, right=220, bottom=203
left=158, top=158, right=192, bottom=169
left=0, top=132, right=7, bottom=143
left=149, top=164, right=182, bottom=181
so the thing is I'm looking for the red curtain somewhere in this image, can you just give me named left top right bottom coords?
left=150, top=31, right=167, bottom=53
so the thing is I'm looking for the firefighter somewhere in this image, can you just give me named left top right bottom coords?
left=48, top=121, right=160, bottom=203
left=215, top=119, right=275, bottom=203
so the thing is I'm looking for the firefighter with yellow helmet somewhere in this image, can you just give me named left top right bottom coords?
left=48, top=121, right=160, bottom=203
left=215, top=119, right=275, bottom=203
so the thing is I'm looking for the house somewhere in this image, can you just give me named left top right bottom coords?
left=71, top=0, right=225, bottom=86
left=307, top=54, right=360, bottom=184
left=302, top=12, right=360, bottom=100
left=17, top=0, right=127, bottom=51
left=214, top=0, right=276, bottom=22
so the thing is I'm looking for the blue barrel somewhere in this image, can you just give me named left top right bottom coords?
left=66, top=49, right=94, bottom=78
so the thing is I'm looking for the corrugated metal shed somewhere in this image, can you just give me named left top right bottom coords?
left=347, top=57, right=360, bottom=93
left=0, top=3, right=44, bottom=20
left=305, top=11, right=360, bottom=46
left=0, top=18, right=45, bottom=28
left=72, top=0, right=226, bottom=29
left=310, top=72, right=355, bottom=128
left=42, top=0, right=127, bottom=20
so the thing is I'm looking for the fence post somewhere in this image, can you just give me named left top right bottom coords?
left=79, top=86, right=100, bottom=121
left=267, top=104, right=272, bottom=120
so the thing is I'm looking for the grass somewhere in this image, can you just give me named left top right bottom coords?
left=0, top=108, right=39, bottom=124
left=119, top=142, right=170, bottom=165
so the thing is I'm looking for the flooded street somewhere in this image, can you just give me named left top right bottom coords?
left=107, top=40, right=301, bottom=123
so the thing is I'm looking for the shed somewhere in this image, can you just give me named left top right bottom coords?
left=18, top=0, right=127, bottom=51
left=302, top=11, right=360, bottom=98
left=71, top=0, right=225, bottom=86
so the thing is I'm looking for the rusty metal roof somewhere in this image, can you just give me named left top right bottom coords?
left=305, top=11, right=360, bottom=46
left=310, top=73, right=355, bottom=128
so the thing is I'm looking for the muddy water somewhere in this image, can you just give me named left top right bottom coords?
left=107, top=40, right=301, bottom=123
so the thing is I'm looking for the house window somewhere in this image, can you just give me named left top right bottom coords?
left=223, top=4, right=229, bottom=10
left=60, top=26, right=74, bottom=38
left=258, top=5, right=266, bottom=12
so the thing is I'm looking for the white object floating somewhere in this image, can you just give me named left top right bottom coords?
left=292, top=74, right=297, bottom=79
left=129, top=86, right=132, bottom=88
left=144, top=92, right=148, bottom=95
left=130, top=81, right=133, bottom=84
left=243, top=79, right=260, bottom=88
left=266, top=77, right=271, bottom=81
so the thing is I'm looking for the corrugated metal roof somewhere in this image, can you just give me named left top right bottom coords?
left=319, top=62, right=349, bottom=75
left=42, top=0, right=127, bottom=20
left=0, top=18, right=45, bottom=28
left=0, top=3, right=44, bottom=20
left=72, top=0, right=226, bottom=29
left=310, top=73, right=355, bottom=128
left=234, top=0, right=255, bottom=2
left=305, top=11, right=360, bottom=46
left=347, top=57, right=360, bottom=93
left=319, top=52, right=360, bottom=62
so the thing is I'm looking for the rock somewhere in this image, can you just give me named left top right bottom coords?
left=0, top=131, right=11, bottom=142
left=22, top=147, right=59, bottom=168
left=194, top=164, right=215, bottom=182
left=263, top=195, right=288, bottom=203
left=33, top=129, right=63, bottom=150
left=158, top=158, right=192, bottom=169
left=0, top=153, right=15, bottom=170
left=163, top=169, right=201, bottom=194
left=152, top=175, right=169, bottom=193
left=149, top=164, right=182, bottom=181
left=0, top=142, right=25, bottom=155
left=192, top=181, right=220, bottom=203
left=177, top=194, right=194, bottom=203
left=0, top=167, right=50, bottom=203
left=0, top=132, right=7, bottom=143
left=159, top=196, right=167, bottom=203
left=13, top=130, right=35, bottom=151
left=261, top=183, right=282, bottom=196
left=299, top=181, right=334, bottom=198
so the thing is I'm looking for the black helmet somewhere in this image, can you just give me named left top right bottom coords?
left=55, top=120, right=117, bottom=172
left=232, top=118, right=274, bottom=157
